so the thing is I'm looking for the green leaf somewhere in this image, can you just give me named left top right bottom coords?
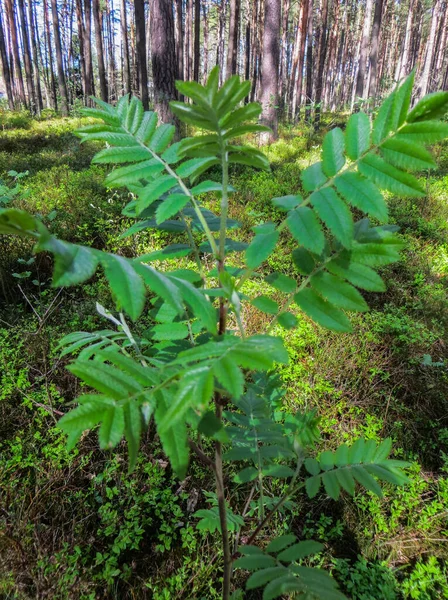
left=345, top=112, right=370, bottom=160
left=326, top=258, right=385, bottom=292
left=407, top=91, right=448, bottom=122
left=322, top=471, right=340, bottom=499
left=391, top=71, right=415, bottom=130
left=277, top=312, right=298, bottom=329
left=310, top=271, right=368, bottom=312
left=158, top=367, right=214, bottom=429
left=0, top=208, right=37, bottom=236
left=149, top=123, right=176, bottom=152
left=68, top=361, right=142, bottom=399
left=234, top=466, right=259, bottom=483
left=310, top=187, right=353, bottom=247
left=277, top=541, right=323, bottom=563
left=155, top=193, right=190, bottom=224
left=396, top=121, right=448, bottom=144
left=294, top=288, right=352, bottom=332
left=234, top=554, right=276, bottom=571
left=272, top=195, right=302, bottom=211
left=36, top=236, right=98, bottom=287
left=191, top=180, right=227, bottom=195
left=58, top=401, right=105, bottom=444
left=99, top=404, right=125, bottom=449
left=176, top=157, right=219, bottom=179
left=372, top=92, right=395, bottom=144
left=105, top=159, right=164, bottom=187
left=350, top=241, right=402, bottom=267
left=147, top=322, right=189, bottom=340
left=265, top=272, right=297, bottom=293
left=135, top=111, right=158, bottom=144
left=123, top=400, right=142, bottom=472
left=155, top=393, right=189, bottom=479
left=214, top=356, right=245, bottom=398
left=359, top=154, right=425, bottom=197
left=93, top=146, right=149, bottom=164
left=334, top=172, right=388, bottom=221
left=246, top=567, right=289, bottom=590
left=101, top=255, right=146, bottom=321
left=246, top=229, right=279, bottom=269
left=263, top=575, right=302, bottom=599
left=170, top=276, right=217, bottom=334
left=306, top=475, right=321, bottom=498
left=134, top=263, right=184, bottom=314
left=322, top=128, right=345, bottom=176
left=292, top=247, right=316, bottom=275
left=266, top=535, right=297, bottom=554
left=287, top=206, right=325, bottom=254
left=252, top=296, right=279, bottom=315
left=136, top=175, right=178, bottom=213
left=301, top=162, right=326, bottom=192
left=381, top=139, right=437, bottom=171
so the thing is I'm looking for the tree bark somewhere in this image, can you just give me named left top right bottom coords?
left=260, top=0, right=281, bottom=140
left=305, top=0, right=314, bottom=122
left=367, top=0, right=383, bottom=100
left=17, top=0, right=36, bottom=112
left=176, top=0, right=184, bottom=84
left=419, top=0, right=439, bottom=98
left=4, top=0, right=26, bottom=107
left=193, top=0, right=201, bottom=81
left=0, top=6, right=14, bottom=109
left=149, top=0, right=177, bottom=122
left=75, top=0, right=87, bottom=101
left=226, top=0, right=241, bottom=77
left=50, top=0, right=69, bottom=114
left=313, top=0, right=329, bottom=127
left=202, top=0, right=209, bottom=82
left=93, top=0, right=108, bottom=101
left=279, top=0, right=290, bottom=105
left=355, top=0, right=373, bottom=102
left=121, top=0, right=131, bottom=94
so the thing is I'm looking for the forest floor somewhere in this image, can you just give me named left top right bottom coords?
left=1, top=109, right=448, bottom=599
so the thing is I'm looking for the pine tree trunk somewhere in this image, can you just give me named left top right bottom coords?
left=203, top=0, right=209, bottom=82
left=185, top=0, right=192, bottom=80
left=18, top=0, right=36, bottom=111
left=121, top=0, right=131, bottom=94
left=227, top=0, right=241, bottom=76
left=176, top=0, right=184, bottom=83
left=279, top=0, right=290, bottom=106
left=260, top=0, right=281, bottom=140
left=75, top=0, right=87, bottom=101
left=419, top=0, right=439, bottom=98
left=355, top=0, right=373, bottom=102
left=28, top=0, right=43, bottom=111
left=133, top=0, right=148, bottom=107
left=4, top=0, right=26, bottom=107
left=149, top=0, right=177, bottom=122
left=305, top=0, right=314, bottom=122
left=93, top=0, right=108, bottom=101
left=50, top=0, right=69, bottom=114
left=43, top=0, right=57, bottom=109
left=0, top=7, right=14, bottom=109
left=313, top=0, right=329, bottom=127
left=193, top=0, right=201, bottom=81
left=83, top=0, right=94, bottom=101
left=367, top=0, right=383, bottom=100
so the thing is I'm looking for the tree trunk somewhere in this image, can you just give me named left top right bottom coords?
left=305, top=0, right=314, bottom=122
left=193, top=0, right=201, bottom=81
left=176, top=0, right=184, bottom=84
left=419, top=0, right=439, bottom=98
left=75, top=0, right=87, bottom=101
left=43, top=0, right=57, bottom=109
left=121, top=0, right=131, bottom=94
left=93, top=0, right=108, bottom=101
left=227, top=0, right=241, bottom=77
left=313, top=0, right=329, bottom=127
left=50, top=0, right=69, bottom=114
left=17, top=0, right=36, bottom=108
left=279, top=0, right=290, bottom=106
left=28, top=0, right=43, bottom=111
left=134, top=0, right=148, bottom=108
left=260, top=0, right=281, bottom=140
left=4, top=0, right=26, bottom=107
left=0, top=6, right=14, bottom=109
left=203, top=0, right=209, bottom=82
left=355, top=0, right=373, bottom=102
left=149, top=0, right=177, bottom=122
left=217, top=0, right=226, bottom=83
left=367, top=0, right=383, bottom=100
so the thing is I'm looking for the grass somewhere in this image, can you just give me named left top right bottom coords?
left=1, top=111, right=447, bottom=599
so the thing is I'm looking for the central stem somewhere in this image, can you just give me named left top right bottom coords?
left=215, top=138, right=232, bottom=600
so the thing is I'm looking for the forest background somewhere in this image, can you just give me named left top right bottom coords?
left=1, top=0, right=448, bottom=599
